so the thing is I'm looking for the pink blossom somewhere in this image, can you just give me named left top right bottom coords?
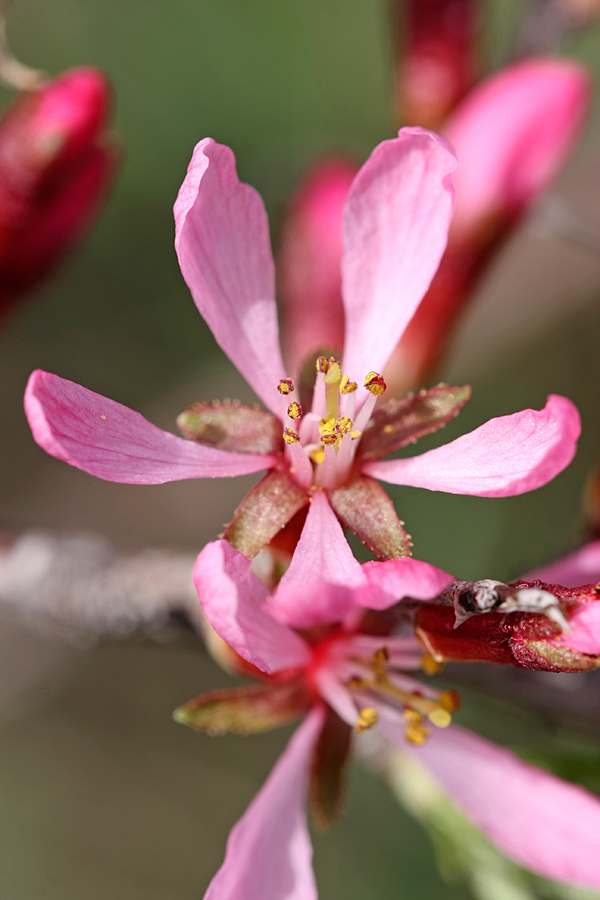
left=177, top=536, right=600, bottom=896
left=25, top=129, right=580, bottom=560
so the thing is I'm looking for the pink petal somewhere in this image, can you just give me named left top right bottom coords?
left=205, top=708, right=322, bottom=900
left=562, top=603, right=600, bottom=655
left=446, top=58, right=590, bottom=235
left=268, top=491, right=366, bottom=629
left=523, top=541, right=600, bottom=587
left=193, top=540, right=310, bottom=674
left=360, top=557, right=454, bottom=610
left=25, top=370, right=275, bottom=484
left=174, top=139, right=286, bottom=414
left=278, top=155, right=358, bottom=375
left=364, top=395, right=580, bottom=497
left=406, top=725, right=600, bottom=888
left=341, top=127, right=456, bottom=385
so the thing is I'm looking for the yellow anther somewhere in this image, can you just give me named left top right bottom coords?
left=320, top=431, right=338, bottom=446
left=310, top=447, right=325, bottom=465
left=403, top=708, right=422, bottom=722
left=371, top=646, right=389, bottom=678
left=355, top=707, right=379, bottom=733
left=421, top=655, right=445, bottom=676
left=319, top=416, right=336, bottom=432
left=347, top=676, right=367, bottom=690
left=316, top=356, right=330, bottom=373
left=364, top=371, right=386, bottom=396
left=319, top=417, right=338, bottom=445
left=287, top=401, right=302, bottom=419
left=278, top=378, right=295, bottom=395
left=350, top=430, right=361, bottom=440
left=438, top=690, right=461, bottom=713
left=428, top=707, right=452, bottom=728
left=405, top=719, right=430, bottom=745
left=283, top=427, right=300, bottom=444
left=340, top=374, right=358, bottom=394
left=336, top=416, right=353, bottom=435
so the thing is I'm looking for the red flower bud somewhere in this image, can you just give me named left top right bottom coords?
left=393, top=0, right=480, bottom=130
left=0, top=67, right=119, bottom=317
left=415, top=580, right=600, bottom=673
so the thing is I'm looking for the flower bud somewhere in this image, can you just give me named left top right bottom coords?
left=415, top=580, right=600, bottom=672
left=393, top=0, right=480, bottom=130
left=388, top=57, right=590, bottom=391
left=0, top=67, right=119, bottom=317
left=277, top=155, right=358, bottom=375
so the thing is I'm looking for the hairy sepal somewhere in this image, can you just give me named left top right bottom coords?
left=173, top=678, right=311, bottom=735
left=309, top=706, right=353, bottom=829
left=177, top=400, right=283, bottom=455
left=224, top=466, right=309, bottom=558
left=329, top=474, right=411, bottom=559
left=358, top=384, right=471, bottom=462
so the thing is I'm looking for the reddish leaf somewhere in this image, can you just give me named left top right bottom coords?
left=177, top=400, right=283, bottom=455
left=173, top=677, right=311, bottom=735
left=309, top=706, right=353, bottom=828
left=224, top=466, right=309, bottom=558
left=329, top=474, right=410, bottom=559
left=357, top=384, right=471, bottom=462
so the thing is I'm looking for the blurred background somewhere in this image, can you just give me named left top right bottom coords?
left=2, top=0, right=600, bottom=897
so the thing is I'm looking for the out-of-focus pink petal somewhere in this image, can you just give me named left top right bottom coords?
left=25, top=370, right=276, bottom=484
left=341, top=128, right=456, bottom=385
left=562, top=603, right=600, bottom=655
left=278, top=156, right=358, bottom=375
left=193, top=540, right=310, bottom=674
left=360, top=557, right=454, bottom=610
left=174, top=139, right=286, bottom=415
left=205, top=708, right=322, bottom=900
left=268, top=491, right=366, bottom=628
left=364, top=395, right=580, bottom=497
left=523, top=541, right=600, bottom=587
left=446, top=58, right=590, bottom=235
left=403, top=724, right=600, bottom=888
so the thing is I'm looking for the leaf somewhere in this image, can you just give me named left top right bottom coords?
left=309, top=705, right=353, bottom=828
left=357, top=383, right=471, bottom=462
left=177, top=400, right=283, bottom=455
left=224, top=466, right=310, bottom=558
left=173, top=677, right=311, bottom=735
left=329, top=474, right=411, bottom=559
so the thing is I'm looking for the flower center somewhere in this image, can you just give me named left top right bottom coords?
left=308, top=632, right=461, bottom=745
left=277, top=356, right=386, bottom=491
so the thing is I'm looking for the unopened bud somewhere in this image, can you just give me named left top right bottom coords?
left=0, top=67, right=119, bottom=318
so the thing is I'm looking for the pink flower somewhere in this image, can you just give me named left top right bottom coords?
left=176, top=525, right=600, bottom=896
left=25, top=129, right=580, bottom=559
left=0, top=67, right=119, bottom=317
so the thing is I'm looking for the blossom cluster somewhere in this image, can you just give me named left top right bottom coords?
left=20, top=12, right=600, bottom=900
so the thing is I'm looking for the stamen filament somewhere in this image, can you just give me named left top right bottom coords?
left=286, top=440, right=313, bottom=490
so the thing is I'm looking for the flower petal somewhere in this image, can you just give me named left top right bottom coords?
left=268, top=491, right=366, bottom=628
left=360, top=557, right=454, bottom=610
left=364, top=395, right=580, bottom=497
left=205, top=708, right=322, bottom=900
left=193, top=540, right=310, bottom=673
left=25, top=370, right=275, bottom=484
left=341, top=127, right=456, bottom=385
left=406, top=725, right=600, bottom=889
left=523, top=540, right=600, bottom=587
left=174, top=138, right=286, bottom=414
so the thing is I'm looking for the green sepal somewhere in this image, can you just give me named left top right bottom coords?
left=173, top=677, right=311, bottom=735
left=357, top=384, right=471, bottom=462
left=177, top=400, right=283, bottom=455
left=511, top=640, right=599, bottom=673
left=224, top=466, right=309, bottom=558
left=309, top=705, right=353, bottom=829
left=329, top=474, right=411, bottom=559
